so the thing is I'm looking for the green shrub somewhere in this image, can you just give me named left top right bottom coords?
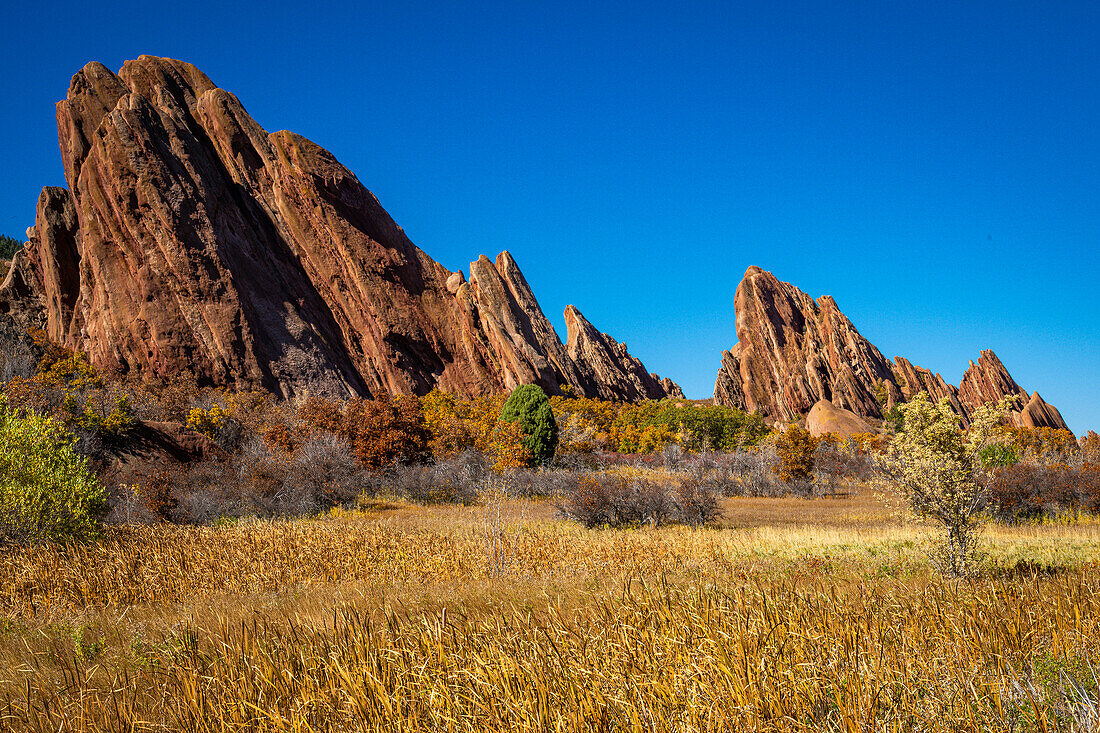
left=977, top=443, right=1020, bottom=468
left=0, top=398, right=106, bottom=544
left=500, top=385, right=558, bottom=465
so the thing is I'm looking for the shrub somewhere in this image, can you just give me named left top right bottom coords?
left=1080, top=431, right=1100, bottom=464
left=298, top=395, right=429, bottom=469
left=0, top=399, right=106, bottom=544
left=1003, top=426, right=1078, bottom=464
left=488, top=419, right=531, bottom=471
left=186, top=404, right=242, bottom=452
left=500, top=385, right=558, bottom=465
left=884, top=394, right=1011, bottom=576
left=347, top=396, right=429, bottom=467
left=136, top=435, right=369, bottom=524
left=774, top=425, right=818, bottom=485
left=674, top=477, right=724, bottom=526
left=389, top=453, right=483, bottom=505
left=557, top=474, right=721, bottom=528
left=986, top=462, right=1100, bottom=522
left=3, top=333, right=136, bottom=456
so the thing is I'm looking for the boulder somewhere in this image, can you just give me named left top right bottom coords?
left=805, top=400, right=874, bottom=437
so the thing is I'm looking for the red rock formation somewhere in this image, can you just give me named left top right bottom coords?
left=957, top=351, right=1069, bottom=430
left=805, top=400, right=873, bottom=437
left=714, top=267, right=1069, bottom=431
left=564, top=305, right=683, bottom=401
left=713, top=266, right=898, bottom=422
left=891, top=356, right=970, bottom=426
left=0, top=56, right=678, bottom=403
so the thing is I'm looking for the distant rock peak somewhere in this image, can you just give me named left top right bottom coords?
left=714, top=267, right=1069, bottom=432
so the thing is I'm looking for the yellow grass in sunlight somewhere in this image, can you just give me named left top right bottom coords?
left=2, top=492, right=1099, bottom=731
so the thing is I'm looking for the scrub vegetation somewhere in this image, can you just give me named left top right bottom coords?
left=1, top=332, right=1099, bottom=731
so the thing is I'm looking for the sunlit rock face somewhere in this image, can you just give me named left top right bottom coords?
left=714, top=267, right=1068, bottom=431
left=1, top=56, right=680, bottom=402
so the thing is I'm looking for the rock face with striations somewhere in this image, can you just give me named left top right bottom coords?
left=0, top=57, right=681, bottom=402
left=956, top=351, right=1068, bottom=430
left=714, top=266, right=1069, bottom=431
left=713, top=266, right=898, bottom=421
left=564, top=305, right=685, bottom=401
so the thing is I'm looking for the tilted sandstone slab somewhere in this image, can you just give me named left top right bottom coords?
left=714, top=267, right=1069, bottom=431
left=0, top=56, right=680, bottom=402
left=713, top=266, right=898, bottom=422
left=564, top=305, right=684, bottom=401
left=957, top=351, right=1069, bottom=430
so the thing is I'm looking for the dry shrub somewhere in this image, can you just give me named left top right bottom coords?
left=557, top=474, right=721, bottom=528
left=500, top=467, right=583, bottom=498
left=674, top=477, right=724, bottom=525
left=685, top=447, right=790, bottom=497
left=774, top=425, right=818, bottom=485
left=1080, top=431, right=1100, bottom=464
left=986, top=462, right=1100, bottom=522
left=390, top=453, right=483, bottom=505
left=127, top=435, right=367, bottom=523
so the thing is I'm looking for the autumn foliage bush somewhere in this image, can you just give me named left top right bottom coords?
left=551, top=396, right=769, bottom=454
left=297, top=395, right=429, bottom=468
left=2, top=331, right=136, bottom=452
left=1002, top=426, right=1080, bottom=464
left=774, top=425, right=818, bottom=485
left=985, top=462, right=1100, bottom=522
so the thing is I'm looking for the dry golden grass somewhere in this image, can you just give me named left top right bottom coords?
left=2, top=491, right=1100, bottom=731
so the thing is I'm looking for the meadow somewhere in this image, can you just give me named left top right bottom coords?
left=2, top=488, right=1100, bottom=732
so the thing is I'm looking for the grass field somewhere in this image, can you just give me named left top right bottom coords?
left=2, top=488, right=1100, bottom=731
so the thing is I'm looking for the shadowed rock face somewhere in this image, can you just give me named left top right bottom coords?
left=1, top=56, right=680, bottom=402
left=714, top=267, right=1069, bottom=432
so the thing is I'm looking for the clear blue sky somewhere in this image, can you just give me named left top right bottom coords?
left=1, top=1, right=1097, bottom=433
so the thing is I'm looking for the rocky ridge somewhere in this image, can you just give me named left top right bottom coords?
left=714, top=267, right=1069, bottom=431
left=0, top=57, right=680, bottom=402
left=564, top=305, right=685, bottom=401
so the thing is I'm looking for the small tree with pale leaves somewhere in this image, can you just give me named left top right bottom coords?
left=884, top=393, right=1012, bottom=577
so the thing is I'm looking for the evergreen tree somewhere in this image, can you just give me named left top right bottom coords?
left=499, top=385, right=558, bottom=465
left=0, top=234, right=24, bottom=261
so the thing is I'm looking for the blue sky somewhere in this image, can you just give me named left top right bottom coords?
left=1, top=1, right=1097, bottom=432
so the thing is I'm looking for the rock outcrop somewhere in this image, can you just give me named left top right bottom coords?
left=805, top=400, right=873, bottom=437
left=714, top=267, right=1069, bottom=431
left=956, top=351, right=1069, bottom=429
left=564, top=305, right=684, bottom=401
left=713, top=266, right=898, bottom=422
left=0, top=56, right=680, bottom=402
